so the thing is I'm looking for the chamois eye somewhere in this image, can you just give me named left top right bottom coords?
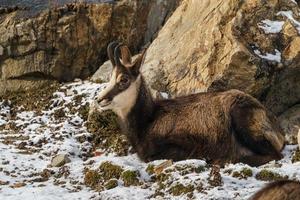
left=118, top=76, right=130, bottom=88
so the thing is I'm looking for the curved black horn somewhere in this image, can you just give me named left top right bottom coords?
left=107, top=41, right=119, bottom=66
left=114, top=43, right=124, bottom=67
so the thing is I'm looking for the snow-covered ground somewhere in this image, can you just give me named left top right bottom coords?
left=0, top=80, right=299, bottom=200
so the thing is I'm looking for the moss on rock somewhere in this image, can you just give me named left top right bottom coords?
left=169, top=183, right=194, bottom=197
left=232, top=167, right=253, bottom=179
left=84, top=161, right=124, bottom=191
left=84, top=170, right=103, bottom=191
left=255, top=169, right=287, bottom=181
left=156, top=172, right=171, bottom=183
left=99, top=161, right=124, bottom=181
left=0, top=82, right=60, bottom=117
left=174, top=164, right=206, bottom=175
left=121, top=170, right=140, bottom=186
left=146, top=164, right=155, bottom=175
left=292, top=149, right=300, bottom=163
left=87, top=110, right=130, bottom=156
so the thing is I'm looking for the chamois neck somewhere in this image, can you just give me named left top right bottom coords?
left=121, top=77, right=155, bottom=145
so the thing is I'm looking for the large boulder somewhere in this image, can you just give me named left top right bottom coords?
left=0, top=0, right=180, bottom=95
left=142, top=0, right=300, bottom=139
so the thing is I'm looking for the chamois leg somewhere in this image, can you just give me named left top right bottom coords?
left=231, top=104, right=284, bottom=162
left=238, top=154, right=282, bottom=167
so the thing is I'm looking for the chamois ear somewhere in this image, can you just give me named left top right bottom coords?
left=120, top=45, right=132, bottom=67
left=130, top=48, right=147, bottom=75
left=114, top=44, right=147, bottom=75
left=107, top=41, right=119, bottom=67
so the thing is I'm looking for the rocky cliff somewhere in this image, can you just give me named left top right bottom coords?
left=0, top=0, right=179, bottom=94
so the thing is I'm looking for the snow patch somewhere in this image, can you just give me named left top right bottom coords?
left=254, top=49, right=282, bottom=62
left=160, top=92, right=169, bottom=99
left=258, top=19, right=284, bottom=34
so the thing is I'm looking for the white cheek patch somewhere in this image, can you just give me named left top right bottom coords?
left=95, top=68, right=141, bottom=118
left=112, top=75, right=141, bottom=119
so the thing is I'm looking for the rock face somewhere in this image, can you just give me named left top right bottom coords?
left=0, top=0, right=180, bottom=94
left=142, top=0, right=300, bottom=139
left=90, top=59, right=113, bottom=83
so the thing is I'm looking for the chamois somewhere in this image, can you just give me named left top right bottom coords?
left=95, top=41, right=285, bottom=166
left=250, top=180, right=300, bottom=200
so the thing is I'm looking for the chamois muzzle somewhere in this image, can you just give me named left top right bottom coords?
left=95, top=96, right=111, bottom=108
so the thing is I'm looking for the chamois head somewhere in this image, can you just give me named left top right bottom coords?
left=95, top=42, right=146, bottom=119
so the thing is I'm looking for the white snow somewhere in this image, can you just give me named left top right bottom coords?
left=0, top=80, right=299, bottom=200
left=254, top=49, right=282, bottom=62
left=258, top=19, right=285, bottom=34
left=290, top=0, right=298, bottom=5
left=277, top=10, right=300, bottom=34
left=160, top=92, right=169, bottom=99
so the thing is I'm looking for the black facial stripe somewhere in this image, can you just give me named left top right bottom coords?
left=102, top=81, right=131, bottom=101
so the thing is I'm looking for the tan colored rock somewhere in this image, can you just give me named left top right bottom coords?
left=0, top=1, right=180, bottom=95
left=10, top=182, right=26, bottom=188
left=0, top=79, right=55, bottom=95
left=143, top=0, right=262, bottom=96
left=154, top=160, right=173, bottom=175
left=0, top=3, right=112, bottom=87
left=90, top=59, right=112, bottom=83
left=283, top=37, right=300, bottom=61
left=142, top=0, right=300, bottom=117
left=282, top=21, right=298, bottom=40
left=51, top=154, right=71, bottom=167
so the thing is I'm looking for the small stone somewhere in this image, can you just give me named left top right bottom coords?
left=0, top=180, right=9, bottom=185
left=2, top=160, right=9, bottom=165
left=11, top=182, right=26, bottom=188
left=154, top=160, right=173, bottom=175
left=51, top=154, right=71, bottom=167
